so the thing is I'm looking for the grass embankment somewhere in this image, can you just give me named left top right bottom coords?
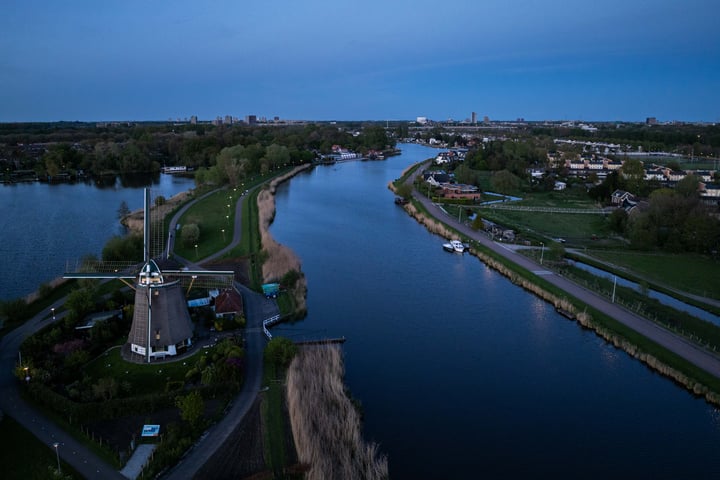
left=287, top=346, right=388, bottom=480
left=392, top=170, right=720, bottom=404
left=464, top=240, right=720, bottom=401
left=261, top=361, right=302, bottom=478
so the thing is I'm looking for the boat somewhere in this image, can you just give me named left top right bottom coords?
left=442, top=239, right=465, bottom=253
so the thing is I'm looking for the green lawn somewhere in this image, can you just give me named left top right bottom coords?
left=582, top=249, right=720, bottom=300
left=512, top=187, right=600, bottom=208
left=479, top=208, right=610, bottom=243
left=0, top=415, right=81, bottom=479
left=175, top=189, right=238, bottom=260
left=83, top=346, right=195, bottom=393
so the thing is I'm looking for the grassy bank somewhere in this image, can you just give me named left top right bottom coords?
left=392, top=175, right=720, bottom=405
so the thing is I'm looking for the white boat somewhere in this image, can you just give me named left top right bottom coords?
left=442, top=239, right=465, bottom=253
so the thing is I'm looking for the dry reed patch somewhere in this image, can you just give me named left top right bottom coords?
left=287, top=346, right=388, bottom=480
left=257, top=165, right=312, bottom=311
left=122, top=190, right=193, bottom=233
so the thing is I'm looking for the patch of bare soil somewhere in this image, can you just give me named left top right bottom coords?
left=194, top=397, right=267, bottom=480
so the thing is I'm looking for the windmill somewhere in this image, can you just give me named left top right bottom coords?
left=65, top=188, right=233, bottom=363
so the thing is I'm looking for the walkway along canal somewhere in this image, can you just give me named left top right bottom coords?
left=268, top=143, right=720, bottom=479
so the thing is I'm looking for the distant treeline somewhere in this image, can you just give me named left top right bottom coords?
left=0, top=122, right=395, bottom=178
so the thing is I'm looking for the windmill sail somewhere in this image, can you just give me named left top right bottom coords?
left=66, top=187, right=234, bottom=364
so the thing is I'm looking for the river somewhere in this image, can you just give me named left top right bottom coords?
left=269, top=143, right=720, bottom=479
left=0, top=173, right=195, bottom=301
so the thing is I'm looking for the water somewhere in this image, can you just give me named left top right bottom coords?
left=571, top=260, right=720, bottom=326
left=0, top=174, right=195, bottom=301
left=270, top=144, right=720, bottom=479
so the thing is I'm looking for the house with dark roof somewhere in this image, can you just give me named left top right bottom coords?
left=214, top=288, right=244, bottom=319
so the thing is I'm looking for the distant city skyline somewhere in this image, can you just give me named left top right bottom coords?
left=2, top=1, right=719, bottom=123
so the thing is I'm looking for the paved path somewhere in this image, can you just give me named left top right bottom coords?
left=0, top=183, right=274, bottom=479
left=162, top=183, right=277, bottom=479
left=163, top=283, right=276, bottom=479
left=0, top=301, right=127, bottom=479
left=407, top=162, right=720, bottom=379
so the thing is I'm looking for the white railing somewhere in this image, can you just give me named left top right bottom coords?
left=262, top=314, right=282, bottom=339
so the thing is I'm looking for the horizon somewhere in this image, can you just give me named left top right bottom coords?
left=3, top=1, right=719, bottom=123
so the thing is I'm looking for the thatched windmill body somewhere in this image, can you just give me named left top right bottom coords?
left=65, top=188, right=232, bottom=363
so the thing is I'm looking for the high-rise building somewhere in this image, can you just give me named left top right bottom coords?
left=483, top=115, right=490, bottom=124
left=190, top=115, right=197, bottom=124
left=471, top=112, right=477, bottom=124
left=245, top=115, right=257, bottom=125
left=646, top=117, right=658, bottom=125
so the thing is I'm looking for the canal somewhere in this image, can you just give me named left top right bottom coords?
left=269, top=143, right=720, bottom=479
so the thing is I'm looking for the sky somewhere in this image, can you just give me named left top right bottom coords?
left=1, top=0, right=719, bottom=123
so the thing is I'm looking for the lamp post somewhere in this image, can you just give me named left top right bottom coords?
left=53, top=442, right=61, bottom=474
left=194, top=244, right=198, bottom=258
left=226, top=214, right=230, bottom=225
left=221, top=229, right=225, bottom=242
left=540, top=242, right=545, bottom=265
left=51, top=307, right=55, bottom=321
left=24, top=366, right=29, bottom=383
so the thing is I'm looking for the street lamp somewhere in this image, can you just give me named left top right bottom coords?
left=221, top=229, right=225, bottom=241
left=53, top=442, right=61, bottom=474
left=226, top=215, right=230, bottom=224
left=540, top=242, right=545, bottom=265
left=24, top=366, right=29, bottom=383
left=51, top=307, right=55, bottom=321
left=194, top=244, right=198, bottom=258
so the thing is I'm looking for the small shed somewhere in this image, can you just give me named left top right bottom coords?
left=262, top=283, right=280, bottom=298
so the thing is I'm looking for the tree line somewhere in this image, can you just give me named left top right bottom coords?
left=0, top=122, right=395, bottom=179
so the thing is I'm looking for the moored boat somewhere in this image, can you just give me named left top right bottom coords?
left=442, top=239, right=465, bottom=253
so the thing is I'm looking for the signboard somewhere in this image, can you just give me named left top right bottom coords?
left=141, top=424, right=160, bottom=437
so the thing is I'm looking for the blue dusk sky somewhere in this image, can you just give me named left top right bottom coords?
left=2, top=0, right=719, bottom=123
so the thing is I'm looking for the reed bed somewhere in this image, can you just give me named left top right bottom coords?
left=287, top=346, right=388, bottom=480
left=257, top=164, right=312, bottom=310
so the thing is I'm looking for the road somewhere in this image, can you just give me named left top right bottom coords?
left=407, top=161, right=720, bottom=379
left=1, top=184, right=275, bottom=479
left=0, top=301, right=127, bottom=479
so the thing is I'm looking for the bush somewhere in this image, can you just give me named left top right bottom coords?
left=264, top=337, right=297, bottom=368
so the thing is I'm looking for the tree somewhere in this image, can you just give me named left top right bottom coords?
left=117, top=200, right=130, bottom=219
left=155, top=195, right=166, bottom=206
left=264, top=143, right=290, bottom=170
left=395, top=183, right=413, bottom=201
left=66, top=287, right=95, bottom=320
left=102, top=234, right=143, bottom=262
left=676, top=174, right=701, bottom=198
left=608, top=208, right=628, bottom=234
left=176, top=390, right=204, bottom=428
left=491, top=169, right=521, bottom=195
left=264, top=337, right=297, bottom=368
left=620, top=158, right=645, bottom=193
left=181, top=223, right=200, bottom=247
